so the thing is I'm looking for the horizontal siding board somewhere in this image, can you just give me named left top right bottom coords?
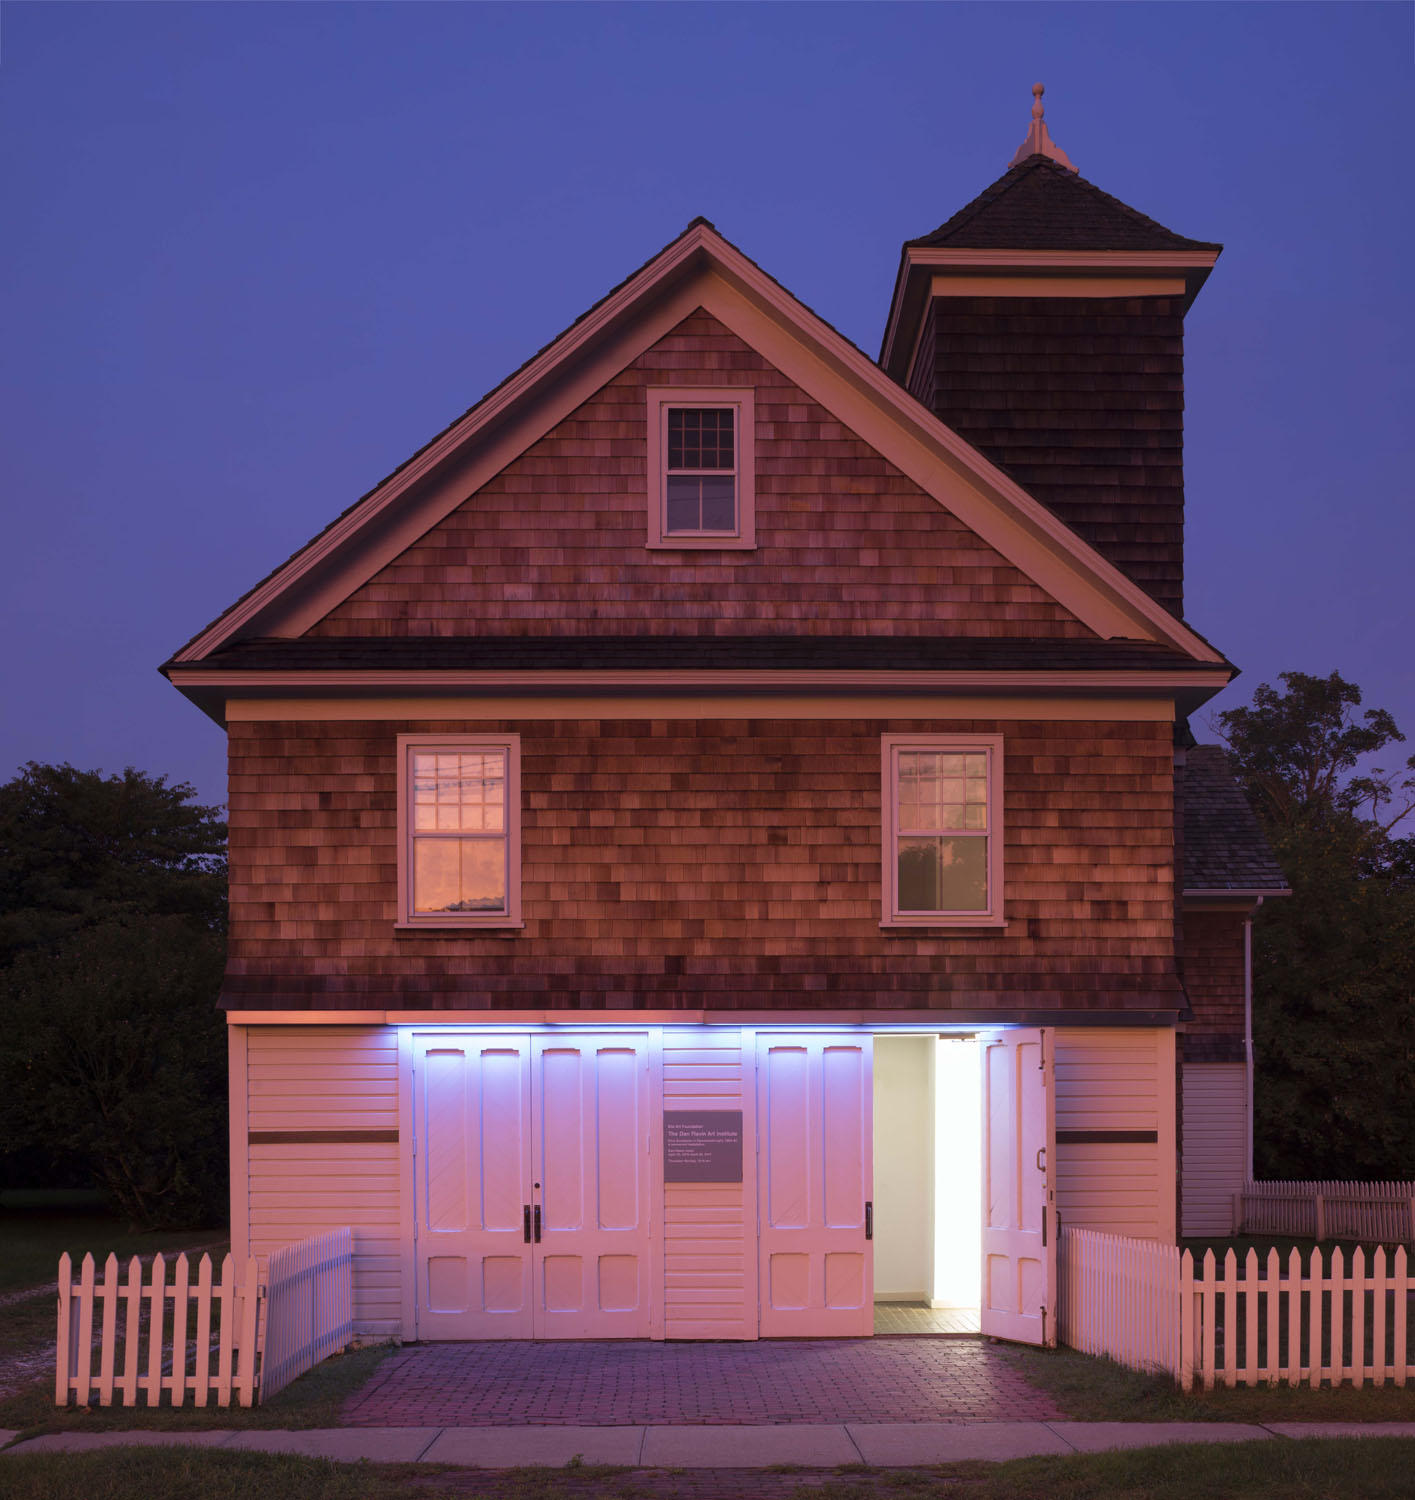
left=242, top=1026, right=402, bottom=1334
left=1180, top=1063, right=1245, bottom=1237
left=1055, top=1028, right=1167, bottom=1240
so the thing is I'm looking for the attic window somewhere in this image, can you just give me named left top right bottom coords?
left=646, top=388, right=755, bottom=550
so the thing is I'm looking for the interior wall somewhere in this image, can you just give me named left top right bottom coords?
left=933, top=1038, right=981, bottom=1307
left=871, top=1035, right=934, bottom=1299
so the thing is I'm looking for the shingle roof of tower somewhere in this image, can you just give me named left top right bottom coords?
left=909, top=155, right=1222, bottom=254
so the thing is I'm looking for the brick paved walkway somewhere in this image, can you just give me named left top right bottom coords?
left=344, top=1339, right=1061, bottom=1427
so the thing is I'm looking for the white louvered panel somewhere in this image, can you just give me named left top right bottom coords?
left=1181, top=1063, right=1246, bottom=1237
left=243, top=1027, right=402, bottom=1334
left=661, top=1028, right=756, bottom=1339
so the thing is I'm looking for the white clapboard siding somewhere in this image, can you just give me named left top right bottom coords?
left=1054, top=1029, right=1175, bottom=1242
left=243, top=1026, right=401, bottom=1336
left=1181, top=1063, right=1246, bottom=1237
left=661, top=1027, right=758, bottom=1340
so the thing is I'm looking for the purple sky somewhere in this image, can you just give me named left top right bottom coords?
left=3, top=3, right=1412, bottom=810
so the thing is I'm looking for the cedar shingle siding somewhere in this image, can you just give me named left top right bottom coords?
left=308, top=312, right=1092, bottom=640
left=1181, top=911, right=1246, bottom=1061
left=913, top=295, right=1186, bottom=615
left=224, top=715, right=1180, bottom=1013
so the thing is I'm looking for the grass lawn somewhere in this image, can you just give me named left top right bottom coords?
left=1, top=1439, right=1414, bottom=1500
left=0, top=1190, right=226, bottom=1295
left=0, top=1343, right=397, bottom=1437
left=1007, top=1343, right=1415, bottom=1423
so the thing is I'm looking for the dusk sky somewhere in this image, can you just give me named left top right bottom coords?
left=3, top=2, right=1411, bottom=810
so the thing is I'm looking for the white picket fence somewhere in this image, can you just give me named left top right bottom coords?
left=259, top=1228, right=354, bottom=1401
left=1238, top=1180, right=1415, bottom=1244
left=1060, top=1227, right=1415, bottom=1390
left=55, top=1228, right=353, bottom=1408
left=1059, top=1227, right=1181, bottom=1375
left=56, top=1251, right=260, bottom=1408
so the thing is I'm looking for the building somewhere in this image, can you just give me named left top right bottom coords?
left=164, top=91, right=1285, bottom=1346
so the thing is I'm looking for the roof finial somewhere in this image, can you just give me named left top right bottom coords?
left=1009, top=82, right=1077, bottom=172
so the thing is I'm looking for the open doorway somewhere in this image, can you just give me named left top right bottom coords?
left=872, top=1034, right=981, bottom=1334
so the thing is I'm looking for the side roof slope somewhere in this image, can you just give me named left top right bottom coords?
left=1184, top=745, right=1289, bottom=893
left=911, top=154, right=1223, bottom=252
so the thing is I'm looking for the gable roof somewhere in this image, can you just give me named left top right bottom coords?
left=167, top=218, right=1227, bottom=669
left=910, top=155, right=1222, bottom=253
left=1183, top=745, right=1289, bottom=893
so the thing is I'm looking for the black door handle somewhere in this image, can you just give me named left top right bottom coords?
left=865, top=1201, right=873, bottom=1240
left=533, top=1204, right=542, bottom=1243
left=523, top=1205, right=531, bottom=1244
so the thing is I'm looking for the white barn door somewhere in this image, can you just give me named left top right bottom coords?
left=531, top=1035, right=652, bottom=1338
left=980, top=1028, right=1056, bottom=1345
left=413, top=1034, right=534, bottom=1338
left=757, top=1034, right=873, bottom=1336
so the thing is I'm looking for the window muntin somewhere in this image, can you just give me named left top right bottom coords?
left=883, top=736, right=1003, bottom=925
left=398, top=735, right=521, bottom=927
left=665, top=407, right=737, bottom=534
left=645, top=388, right=755, bottom=549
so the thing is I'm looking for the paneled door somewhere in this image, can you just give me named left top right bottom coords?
left=757, top=1033, right=873, bottom=1336
left=531, top=1036, right=653, bottom=1338
left=412, top=1034, right=534, bottom=1339
left=412, top=1032, right=652, bottom=1339
left=980, top=1028, right=1056, bottom=1346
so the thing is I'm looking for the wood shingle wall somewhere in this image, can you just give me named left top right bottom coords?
left=1180, top=911, right=1246, bottom=1060
left=915, top=296, right=1186, bottom=615
left=225, top=714, right=1179, bottom=1012
left=308, top=311, right=1092, bottom=641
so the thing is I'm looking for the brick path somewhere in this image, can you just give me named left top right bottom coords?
left=343, top=1339, right=1061, bottom=1427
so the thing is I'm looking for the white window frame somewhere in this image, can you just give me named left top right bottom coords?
left=881, top=733, right=1005, bottom=928
left=645, top=387, right=756, bottom=550
left=395, top=733, right=523, bottom=930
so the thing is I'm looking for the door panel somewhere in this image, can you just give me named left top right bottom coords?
left=758, top=1034, right=873, bottom=1336
left=980, top=1028, right=1056, bottom=1346
left=413, top=1035, right=533, bottom=1338
left=531, top=1035, right=652, bottom=1338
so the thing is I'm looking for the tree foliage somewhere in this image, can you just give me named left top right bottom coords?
left=1215, top=671, right=1415, bottom=1180
left=0, top=762, right=226, bottom=969
left=0, top=917, right=228, bottom=1228
left=0, top=763, right=229, bottom=1227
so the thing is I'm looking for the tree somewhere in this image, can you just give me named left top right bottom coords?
left=1214, top=672, right=1415, bottom=1179
left=0, top=916, right=228, bottom=1228
left=0, top=762, right=229, bottom=1225
left=0, top=762, right=226, bottom=970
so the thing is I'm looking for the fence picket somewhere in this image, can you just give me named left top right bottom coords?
left=97, top=1254, right=118, bottom=1406
left=1395, top=1248, right=1408, bottom=1389
left=1307, top=1245, right=1323, bottom=1389
left=1350, top=1247, right=1366, bottom=1386
left=146, top=1254, right=166, bottom=1406
left=55, top=1253, right=72, bottom=1407
left=121, top=1255, right=142, bottom=1404
left=75, top=1255, right=95, bottom=1407
left=1329, top=1246, right=1345, bottom=1387
left=1264, top=1248, right=1280, bottom=1387
left=1285, top=1246, right=1302, bottom=1385
left=216, top=1254, right=235, bottom=1406
left=193, top=1254, right=213, bottom=1406
left=169, top=1252, right=189, bottom=1407
left=237, top=1256, right=259, bottom=1407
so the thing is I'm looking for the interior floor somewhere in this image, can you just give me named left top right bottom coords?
left=873, top=1302, right=981, bottom=1335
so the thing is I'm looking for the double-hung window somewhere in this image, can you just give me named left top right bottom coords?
left=646, top=387, right=755, bottom=549
left=396, top=734, right=521, bottom=928
left=881, top=734, right=1004, bottom=926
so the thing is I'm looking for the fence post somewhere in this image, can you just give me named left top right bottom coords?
left=1233, top=1190, right=1244, bottom=1237
left=55, top=1252, right=72, bottom=1407
left=1315, top=1193, right=1326, bottom=1243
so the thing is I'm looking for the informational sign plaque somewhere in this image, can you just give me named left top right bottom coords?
left=663, top=1110, right=744, bottom=1183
